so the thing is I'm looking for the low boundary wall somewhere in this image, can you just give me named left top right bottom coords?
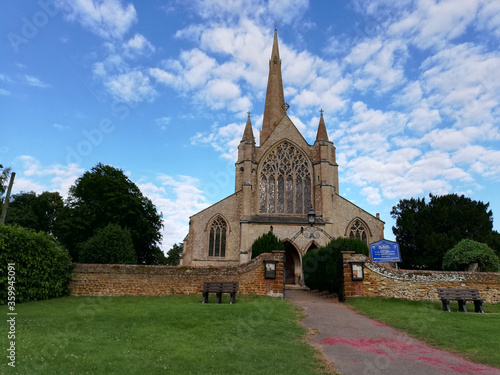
left=69, top=252, right=284, bottom=298
left=342, top=252, right=500, bottom=303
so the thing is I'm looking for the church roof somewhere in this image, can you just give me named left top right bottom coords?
left=315, top=110, right=329, bottom=142
left=260, top=29, right=285, bottom=146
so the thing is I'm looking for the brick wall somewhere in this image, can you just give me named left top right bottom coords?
left=69, top=252, right=284, bottom=298
left=342, top=252, right=500, bottom=303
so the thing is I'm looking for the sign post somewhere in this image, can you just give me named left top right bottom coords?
left=369, top=239, right=401, bottom=263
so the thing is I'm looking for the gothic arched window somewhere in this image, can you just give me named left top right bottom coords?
left=208, top=216, right=227, bottom=257
left=348, top=219, right=368, bottom=244
left=259, top=142, right=312, bottom=214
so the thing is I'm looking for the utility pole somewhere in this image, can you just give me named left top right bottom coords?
left=0, top=172, right=15, bottom=224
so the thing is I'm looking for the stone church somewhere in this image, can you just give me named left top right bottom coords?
left=181, top=30, right=385, bottom=284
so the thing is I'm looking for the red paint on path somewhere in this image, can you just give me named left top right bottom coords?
left=320, top=337, right=500, bottom=375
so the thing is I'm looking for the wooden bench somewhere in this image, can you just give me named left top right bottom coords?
left=437, top=288, right=485, bottom=313
left=201, top=281, right=239, bottom=304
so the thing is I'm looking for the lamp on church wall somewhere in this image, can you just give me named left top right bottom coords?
left=307, top=207, right=316, bottom=226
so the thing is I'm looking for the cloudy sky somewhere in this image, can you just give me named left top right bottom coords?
left=1, top=0, right=499, bottom=253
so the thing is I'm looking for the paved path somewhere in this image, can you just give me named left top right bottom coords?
left=286, top=290, right=500, bottom=375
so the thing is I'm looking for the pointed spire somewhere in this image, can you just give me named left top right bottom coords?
left=315, top=109, right=329, bottom=142
left=241, top=111, right=255, bottom=143
left=260, top=29, right=285, bottom=145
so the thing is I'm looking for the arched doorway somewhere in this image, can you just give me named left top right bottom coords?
left=283, top=241, right=300, bottom=285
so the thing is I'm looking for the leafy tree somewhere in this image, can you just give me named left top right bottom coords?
left=0, top=225, right=74, bottom=304
left=54, top=163, right=166, bottom=265
left=391, top=193, right=494, bottom=270
left=442, top=239, right=499, bottom=272
left=302, top=237, right=368, bottom=294
left=79, top=224, right=137, bottom=264
left=5, top=191, right=64, bottom=234
left=251, top=231, right=284, bottom=259
left=165, top=243, right=183, bottom=266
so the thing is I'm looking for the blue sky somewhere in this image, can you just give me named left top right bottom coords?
left=1, top=0, right=500, bottom=253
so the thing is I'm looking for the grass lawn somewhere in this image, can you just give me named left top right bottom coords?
left=346, top=297, right=500, bottom=368
left=1, top=294, right=333, bottom=375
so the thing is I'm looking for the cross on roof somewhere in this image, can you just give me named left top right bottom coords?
left=320, top=109, right=324, bottom=115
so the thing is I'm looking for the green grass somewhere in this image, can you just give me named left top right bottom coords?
left=1, top=295, right=332, bottom=375
left=346, top=297, right=500, bottom=368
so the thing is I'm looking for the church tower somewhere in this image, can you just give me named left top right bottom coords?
left=181, top=29, right=384, bottom=285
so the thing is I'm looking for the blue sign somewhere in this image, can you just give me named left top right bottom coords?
left=369, top=240, right=401, bottom=263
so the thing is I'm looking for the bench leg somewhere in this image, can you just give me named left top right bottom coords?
left=216, top=292, right=222, bottom=304
left=441, top=300, right=451, bottom=312
left=230, top=293, right=236, bottom=304
left=458, top=300, right=468, bottom=313
left=474, top=300, right=484, bottom=313
left=202, top=292, right=209, bottom=304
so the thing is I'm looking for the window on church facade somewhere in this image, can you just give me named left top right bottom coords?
left=259, top=142, right=312, bottom=214
left=349, top=219, right=368, bottom=244
left=208, top=216, right=226, bottom=257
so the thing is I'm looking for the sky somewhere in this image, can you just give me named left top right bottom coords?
left=1, top=0, right=500, bottom=254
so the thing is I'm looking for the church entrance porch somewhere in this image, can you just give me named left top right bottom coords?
left=284, top=241, right=300, bottom=285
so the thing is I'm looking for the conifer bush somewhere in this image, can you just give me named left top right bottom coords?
left=0, top=225, right=74, bottom=304
left=251, top=231, right=284, bottom=259
left=302, top=237, right=368, bottom=294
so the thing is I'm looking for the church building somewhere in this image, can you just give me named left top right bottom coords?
left=181, top=30, right=385, bottom=285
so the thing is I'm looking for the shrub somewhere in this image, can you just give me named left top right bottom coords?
left=79, top=224, right=137, bottom=264
left=251, top=231, right=284, bottom=259
left=442, top=239, right=500, bottom=272
left=302, top=237, right=368, bottom=294
left=0, top=225, right=74, bottom=304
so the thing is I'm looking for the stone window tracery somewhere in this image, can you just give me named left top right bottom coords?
left=208, top=216, right=226, bottom=257
left=349, top=219, right=368, bottom=244
left=259, top=142, right=312, bottom=214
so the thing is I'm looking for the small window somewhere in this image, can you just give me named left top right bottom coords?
left=208, top=216, right=227, bottom=257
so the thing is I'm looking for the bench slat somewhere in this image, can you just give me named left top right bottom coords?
left=201, top=281, right=239, bottom=304
left=437, top=288, right=484, bottom=313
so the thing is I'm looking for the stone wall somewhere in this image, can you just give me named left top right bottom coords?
left=70, top=252, right=284, bottom=298
left=342, top=252, right=500, bottom=303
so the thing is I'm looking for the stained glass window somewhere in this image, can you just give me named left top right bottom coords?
left=349, top=219, right=368, bottom=245
left=259, top=142, right=312, bottom=214
left=208, top=216, right=227, bottom=257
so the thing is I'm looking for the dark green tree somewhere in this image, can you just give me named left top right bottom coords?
left=302, top=237, right=368, bottom=294
left=165, top=243, right=183, bottom=266
left=391, top=193, right=494, bottom=270
left=5, top=191, right=64, bottom=234
left=251, top=231, right=284, bottom=259
left=442, top=239, right=499, bottom=272
left=54, top=163, right=166, bottom=265
left=79, top=224, right=137, bottom=264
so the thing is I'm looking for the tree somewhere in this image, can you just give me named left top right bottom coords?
left=0, top=166, right=11, bottom=197
left=302, top=237, right=368, bottom=294
left=79, top=224, right=137, bottom=264
left=54, top=163, right=166, bottom=265
left=391, top=193, right=494, bottom=270
left=251, top=231, right=284, bottom=259
left=5, top=191, right=64, bottom=234
left=165, top=243, right=183, bottom=266
left=0, top=225, right=74, bottom=304
left=442, top=239, right=499, bottom=272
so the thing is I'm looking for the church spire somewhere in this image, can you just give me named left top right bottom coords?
left=241, top=111, right=255, bottom=143
left=315, top=109, right=329, bottom=142
left=260, top=29, right=285, bottom=145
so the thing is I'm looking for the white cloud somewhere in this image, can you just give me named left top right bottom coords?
left=105, top=71, right=157, bottom=103
left=25, top=75, right=51, bottom=88
left=12, top=155, right=83, bottom=197
left=139, top=174, right=210, bottom=251
left=123, top=34, right=155, bottom=56
left=57, top=0, right=137, bottom=40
